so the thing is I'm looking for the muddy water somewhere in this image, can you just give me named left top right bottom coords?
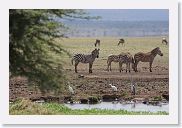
left=64, top=102, right=169, bottom=113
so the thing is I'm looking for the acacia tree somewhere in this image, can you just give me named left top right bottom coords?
left=9, top=9, right=98, bottom=92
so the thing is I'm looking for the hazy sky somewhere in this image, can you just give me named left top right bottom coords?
left=85, top=9, right=169, bottom=21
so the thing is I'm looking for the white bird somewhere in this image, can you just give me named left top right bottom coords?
left=109, top=84, right=117, bottom=92
left=68, top=85, right=74, bottom=95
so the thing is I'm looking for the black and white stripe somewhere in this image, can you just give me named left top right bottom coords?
left=107, top=52, right=134, bottom=72
left=71, top=49, right=100, bottom=73
left=119, top=52, right=134, bottom=73
left=134, top=47, right=163, bottom=72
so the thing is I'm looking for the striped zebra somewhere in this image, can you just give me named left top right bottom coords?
left=94, top=39, right=100, bottom=47
left=107, top=52, right=134, bottom=72
left=107, top=54, right=120, bottom=71
left=134, top=47, right=163, bottom=72
left=118, top=38, right=125, bottom=46
left=71, top=49, right=100, bottom=73
left=119, top=52, right=135, bottom=73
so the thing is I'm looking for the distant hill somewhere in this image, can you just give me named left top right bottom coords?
left=61, top=20, right=169, bottom=37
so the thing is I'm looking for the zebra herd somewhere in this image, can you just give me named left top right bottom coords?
left=71, top=39, right=164, bottom=73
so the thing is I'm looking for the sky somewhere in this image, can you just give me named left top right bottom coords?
left=85, top=9, right=169, bottom=21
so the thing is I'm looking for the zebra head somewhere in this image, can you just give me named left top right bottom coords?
left=155, top=47, right=163, bottom=56
left=91, top=48, right=100, bottom=58
left=151, top=47, right=163, bottom=56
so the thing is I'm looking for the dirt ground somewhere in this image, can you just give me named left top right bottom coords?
left=9, top=64, right=169, bottom=103
left=63, top=62, right=169, bottom=102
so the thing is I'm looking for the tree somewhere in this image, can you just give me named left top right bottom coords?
left=9, top=9, right=98, bottom=93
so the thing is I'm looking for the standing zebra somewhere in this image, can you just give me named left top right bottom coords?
left=94, top=39, right=100, bottom=47
left=107, top=52, right=134, bottom=72
left=118, top=38, right=125, bottom=46
left=162, top=38, right=168, bottom=45
left=107, top=54, right=120, bottom=71
left=71, top=49, right=100, bottom=73
left=134, top=47, right=163, bottom=72
left=119, top=52, right=135, bottom=73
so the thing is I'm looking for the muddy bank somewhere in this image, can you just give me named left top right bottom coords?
left=9, top=67, right=169, bottom=104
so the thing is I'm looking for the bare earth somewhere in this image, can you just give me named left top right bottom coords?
left=64, top=64, right=169, bottom=101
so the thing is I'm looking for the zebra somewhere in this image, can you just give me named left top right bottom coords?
left=118, top=38, right=125, bottom=46
left=94, top=39, right=100, bottom=47
left=107, top=52, right=134, bottom=72
left=107, top=54, right=120, bottom=71
left=119, top=52, right=135, bottom=73
left=71, top=48, right=100, bottom=73
left=134, top=47, right=163, bottom=72
left=162, top=38, right=168, bottom=45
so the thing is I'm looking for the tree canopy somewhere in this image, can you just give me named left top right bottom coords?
left=9, top=9, right=98, bottom=92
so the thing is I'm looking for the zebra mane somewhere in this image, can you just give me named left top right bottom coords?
left=91, top=48, right=99, bottom=55
left=151, top=47, right=159, bottom=54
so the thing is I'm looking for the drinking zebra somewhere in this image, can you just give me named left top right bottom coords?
left=162, top=38, right=168, bottom=45
left=107, top=52, right=134, bottom=72
left=134, top=47, right=163, bottom=72
left=71, top=49, right=100, bottom=73
left=94, top=39, right=100, bottom=47
left=118, top=38, right=125, bottom=46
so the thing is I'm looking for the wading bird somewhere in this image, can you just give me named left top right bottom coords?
left=109, top=84, right=118, bottom=92
left=68, top=85, right=74, bottom=95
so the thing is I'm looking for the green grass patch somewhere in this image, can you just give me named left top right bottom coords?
left=9, top=99, right=168, bottom=115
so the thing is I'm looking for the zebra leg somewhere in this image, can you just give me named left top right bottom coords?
left=128, top=63, right=131, bottom=73
left=126, top=63, right=127, bottom=72
left=89, top=63, right=93, bottom=73
left=119, top=62, right=122, bottom=72
left=135, top=61, right=138, bottom=72
left=75, top=62, right=79, bottom=73
left=126, top=63, right=129, bottom=73
left=149, top=61, right=153, bottom=72
left=107, top=62, right=110, bottom=71
left=120, top=63, right=123, bottom=72
left=109, top=62, right=112, bottom=71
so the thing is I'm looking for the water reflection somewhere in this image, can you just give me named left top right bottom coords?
left=64, top=102, right=169, bottom=113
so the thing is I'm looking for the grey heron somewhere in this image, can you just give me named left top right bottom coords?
left=131, top=83, right=136, bottom=95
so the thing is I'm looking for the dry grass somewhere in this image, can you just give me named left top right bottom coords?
left=55, top=37, right=168, bottom=71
